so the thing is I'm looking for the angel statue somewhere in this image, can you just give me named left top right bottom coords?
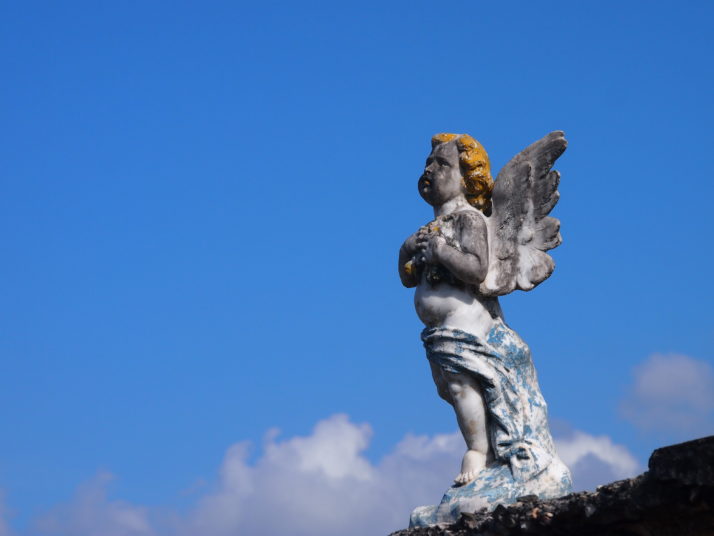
left=399, top=131, right=573, bottom=527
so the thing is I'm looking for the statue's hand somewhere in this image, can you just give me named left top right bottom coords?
left=403, top=225, right=431, bottom=256
left=399, top=228, right=431, bottom=285
left=416, top=233, right=446, bottom=264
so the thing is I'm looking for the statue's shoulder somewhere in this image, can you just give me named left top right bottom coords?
left=435, top=209, right=488, bottom=254
left=444, top=209, right=487, bottom=237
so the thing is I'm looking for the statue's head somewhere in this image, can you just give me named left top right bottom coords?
left=419, top=133, right=493, bottom=214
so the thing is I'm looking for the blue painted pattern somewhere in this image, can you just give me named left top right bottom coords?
left=410, top=321, right=572, bottom=527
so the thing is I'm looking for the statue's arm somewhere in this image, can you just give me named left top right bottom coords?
left=423, top=213, right=489, bottom=285
left=398, top=232, right=420, bottom=287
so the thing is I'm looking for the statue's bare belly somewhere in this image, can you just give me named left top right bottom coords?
left=414, top=276, right=499, bottom=340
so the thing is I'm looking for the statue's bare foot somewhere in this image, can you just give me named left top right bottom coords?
left=454, top=449, right=486, bottom=486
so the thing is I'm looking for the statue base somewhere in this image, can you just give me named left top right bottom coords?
left=409, top=458, right=572, bottom=528
left=394, top=436, right=714, bottom=536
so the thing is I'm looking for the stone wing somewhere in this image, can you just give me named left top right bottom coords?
left=479, top=131, right=567, bottom=296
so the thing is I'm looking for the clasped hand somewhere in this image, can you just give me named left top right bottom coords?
left=414, top=226, right=445, bottom=264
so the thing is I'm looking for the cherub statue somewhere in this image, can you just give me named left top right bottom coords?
left=399, top=132, right=573, bottom=527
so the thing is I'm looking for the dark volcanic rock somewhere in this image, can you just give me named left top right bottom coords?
left=390, top=436, right=714, bottom=536
left=649, top=435, right=714, bottom=486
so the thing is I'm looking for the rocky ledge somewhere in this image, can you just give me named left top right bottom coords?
left=390, top=436, right=714, bottom=536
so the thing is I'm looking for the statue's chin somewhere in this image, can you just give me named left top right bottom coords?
left=418, top=191, right=435, bottom=206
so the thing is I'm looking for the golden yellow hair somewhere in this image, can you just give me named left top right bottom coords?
left=431, top=133, right=493, bottom=214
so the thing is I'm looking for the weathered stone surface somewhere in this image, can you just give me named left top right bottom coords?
left=399, top=133, right=572, bottom=527
left=649, top=435, right=714, bottom=486
left=390, top=436, right=714, bottom=536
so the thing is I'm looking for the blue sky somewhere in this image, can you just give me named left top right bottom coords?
left=1, top=1, right=713, bottom=534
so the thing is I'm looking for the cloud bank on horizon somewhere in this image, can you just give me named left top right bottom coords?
left=2, top=352, right=710, bottom=536
left=13, top=415, right=637, bottom=536
left=0, top=414, right=639, bottom=536
left=621, top=353, right=714, bottom=440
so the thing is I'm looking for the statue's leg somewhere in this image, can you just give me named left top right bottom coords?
left=442, top=370, right=491, bottom=485
left=429, top=362, right=453, bottom=404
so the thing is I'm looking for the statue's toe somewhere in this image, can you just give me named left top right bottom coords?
left=453, top=470, right=478, bottom=486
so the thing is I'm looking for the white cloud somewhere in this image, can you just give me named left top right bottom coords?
left=178, top=414, right=461, bottom=536
left=32, top=472, right=154, bottom=536
left=16, top=414, right=641, bottom=536
left=554, top=431, right=640, bottom=491
left=620, top=353, right=714, bottom=438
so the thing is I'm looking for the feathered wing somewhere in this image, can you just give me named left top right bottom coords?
left=479, top=131, right=567, bottom=296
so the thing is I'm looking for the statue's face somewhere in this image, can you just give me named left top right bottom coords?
left=418, top=141, right=463, bottom=206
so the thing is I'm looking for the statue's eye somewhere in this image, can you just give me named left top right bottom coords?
left=437, top=157, right=451, bottom=167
